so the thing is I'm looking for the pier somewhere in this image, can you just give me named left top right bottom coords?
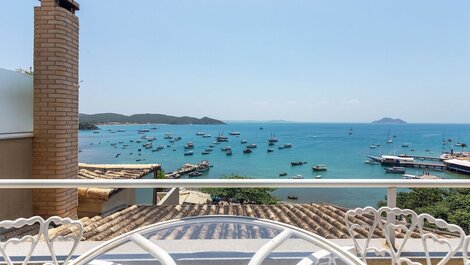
left=399, top=155, right=442, bottom=161
left=399, top=161, right=446, bottom=170
left=166, top=164, right=198, bottom=179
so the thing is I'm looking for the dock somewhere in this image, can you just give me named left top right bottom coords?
left=399, top=161, right=446, bottom=170
left=166, top=163, right=198, bottom=179
left=399, top=155, right=442, bottom=161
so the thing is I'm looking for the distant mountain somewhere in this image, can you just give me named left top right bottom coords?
left=372, top=117, right=407, bottom=124
left=79, top=113, right=225, bottom=125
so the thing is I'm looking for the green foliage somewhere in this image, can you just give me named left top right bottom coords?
left=155, top=169, right=166, bottom=179
left=78, top=122, right=99, bottom=130
left=202, top=176, right=278, bottom=205
left=378, top=188, right=470, bottom=233
left=15, top=67, right=33, bottom=75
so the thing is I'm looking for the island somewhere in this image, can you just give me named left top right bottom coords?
left=372, top=117, right=407, bottom=124
left=79, top=113, right=225, bottom=125
left=78, top=122, right=100, bottom=130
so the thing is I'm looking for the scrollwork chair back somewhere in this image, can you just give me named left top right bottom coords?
left=0, top=216, right=44, bottom=265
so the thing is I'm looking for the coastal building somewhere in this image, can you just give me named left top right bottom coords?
left=77, top=163, right=161, bottom=216
left=444, top=159, right=470, bottom=175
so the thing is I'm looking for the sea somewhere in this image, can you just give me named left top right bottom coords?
left=78, top=123, right=470, bottom=208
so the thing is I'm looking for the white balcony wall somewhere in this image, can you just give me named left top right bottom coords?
left=0, top=68, right=33, bottom=137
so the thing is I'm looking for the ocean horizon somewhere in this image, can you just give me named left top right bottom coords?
left=79, top=122, right=470, bottom=208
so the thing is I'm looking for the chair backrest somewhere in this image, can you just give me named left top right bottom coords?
left=463, top=236, right=470, bottom=265
left=0, top=216, right=44, bottom=265
left=44, top=216, right=84, bottom=265
left=344, top=207, right=388, bottom=262
left=411, top=214, right=466, bottom=265
left=376, top=207, right=420, bottom=265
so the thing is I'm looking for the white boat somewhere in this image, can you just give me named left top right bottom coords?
left=229, top=131, right=241, bottom=136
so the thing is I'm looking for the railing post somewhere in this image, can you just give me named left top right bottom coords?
left=387, top=187, right=397, bottom=248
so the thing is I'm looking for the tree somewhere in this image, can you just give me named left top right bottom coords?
left=202, top=176, right=278, bottom=204
left=15, top=67, right=33, bottom=75
left=461, top=143, right=467, bottom=153
left=378, top=188, right=470, bottom=233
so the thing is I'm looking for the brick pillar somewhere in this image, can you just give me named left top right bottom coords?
left=32, top=0, right=80, bottom=218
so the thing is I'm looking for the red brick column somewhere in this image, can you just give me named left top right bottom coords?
left=32, top=0, right=80, bottom=218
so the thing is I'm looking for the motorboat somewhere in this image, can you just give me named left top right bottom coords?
left=291, top=161, right=303, bottom=166
left=247, top=144, right=257, bottom=149
left=312, top=165, right=327, bottom=171
left=291, top=174, right=304, bottom=179
left=243, top=148, right=252, bottom=154
left=279, top=172, right=287, bottom=177
left=184, top=151, right=194, bottom=156
left=221, top=146, right=232, bottom=151
left=188, top=171, right=202, bottom=177
left=241, top=139, right=248, bottom=144
left=287, top=195, right=298, bottom=200
left=385, top=166, right=406, bottom=174
left=229, top=131, right=241, bottom=136
left=364, top=159, right=380, bottom=165
left=283, top=143, right=292, bottom=148
left=184, top=142, right=194, bottom=149
left=267, top=149, right=274, bottom=153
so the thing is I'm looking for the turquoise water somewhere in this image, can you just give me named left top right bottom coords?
left=79, top=123, right=470, bottom=207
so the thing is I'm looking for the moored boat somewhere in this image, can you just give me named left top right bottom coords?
left=267, top=149, right=274, bottom=153
left=188, top=171, right=202, bottom=177
left=287, top=195, right=298, bottom=200
left=385, top=166, right=406, bottom=174
left=241, top=139, right=248, bottom=144
left=291, top=161, right=303, bottom=166
left=229, top=131, right=241, bottom=136
left=312, top=165, right=327, bottom=171
left=279, top=172, right=287, bottom=177
left=247, top=144, right=257, bottom=149
left=184, top=151, right=194, bottom=156
left=243, top=148, right=252, bottom=154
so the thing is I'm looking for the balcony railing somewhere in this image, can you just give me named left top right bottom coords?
left=1, top=178, right=470, bottom=265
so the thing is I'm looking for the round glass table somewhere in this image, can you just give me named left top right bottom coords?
left=70, top=215, right=365, bottom=265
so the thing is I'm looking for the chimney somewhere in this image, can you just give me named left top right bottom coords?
left=32, top=0, right=80, bottom=218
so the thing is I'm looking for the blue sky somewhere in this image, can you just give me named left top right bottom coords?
left=1, top=1, right=469, bottom=123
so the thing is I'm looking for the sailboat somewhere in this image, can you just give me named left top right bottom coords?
left=386, top=129, right=393, bottom=144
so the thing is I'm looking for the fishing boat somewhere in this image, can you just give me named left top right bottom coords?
left=226, top=150, right=233, bottom=156
left=291, top=174, right=304, bottom=179
left=229, top=131, right=241, bottom=136
left=401, top=143, right=410, bottom=148
left=278, top=146, right=285, bottom=150
left=247, top=144, right=257, bottom=149
left=205, top=148, right=213, bottom=152
left=216, top=134, right=229, bottom=142
left=268, top=133, right=279, bottom=143
left=188, top=171, right=202, bottom=177
left=315, top=175, right=322, bottom=179
left=209, top=144, right=215, bottom=148
left=364, top=159, right=380, bottom=165
left=184, top=151, right=194, bottom=156
left=221, top=146, right=232, bottom=151
left=241, top=139, right=248, bottom=144
left=196, top=131, right=205, bottom=136
left=312, top=165, right=327, bottom=171
left=385, top=166, right=406, bottom=174
left=203, top=134, right=211, bottom=138
left=197, top=161, right=210, bottom=172
left=279, top=172, right=287, bottom=177
left=138, top=129, right=150, bottom=133
left=267, top=149, right=274, bottom=153
left=202, top=151, right=210, bottom=155
left=184, top=142, right=194, bottom=149
left=387, top=139, right=393, bottom=144
left=370, top=145, right=377, bottom=149
left=291, top=161, right=303, bottom=166
left=287, top=195, right=298, bottom=200
left=268, top=142, right=275, bottom=146
left=243, top=148, right=252, bottom=154
left=283, top=143, right=292, bottom=148
left=164, top=133, right=173, bottom=139
left=174, top=136, right=182, bottom=141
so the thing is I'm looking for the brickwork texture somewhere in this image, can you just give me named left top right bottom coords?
left=32, top=0, right=79, bottom=218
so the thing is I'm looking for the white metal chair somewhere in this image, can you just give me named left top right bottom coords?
left=463, top=236, right=470, bottom=265
left=0, top=216, right=83, bottom=265
left=69, top=215, right=365, bottom=265
left=43, top=216, right=84, bottom=265
left=0, top=216, right=44, bottom=265
left=398, top=214, right=466, bottom=265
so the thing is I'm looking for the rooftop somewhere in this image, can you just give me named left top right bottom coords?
left=78, top=163, right=160, bottom=201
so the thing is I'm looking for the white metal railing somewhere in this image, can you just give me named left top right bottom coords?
left=1, top=178, right=470, bottom=208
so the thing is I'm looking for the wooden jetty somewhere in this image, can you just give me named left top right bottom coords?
left=166, top=163, right=198, bottom=179
left=399, top=155, right=442, bottom=161
left=399, top=161, right=446, bottom=170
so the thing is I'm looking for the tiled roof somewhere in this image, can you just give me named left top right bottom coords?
left=49, top=203, right=428, bottom=241
left=78, top=163, right=160, bottom=201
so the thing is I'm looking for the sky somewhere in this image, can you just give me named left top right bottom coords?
left=1, top=1, right=469, bottom=123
